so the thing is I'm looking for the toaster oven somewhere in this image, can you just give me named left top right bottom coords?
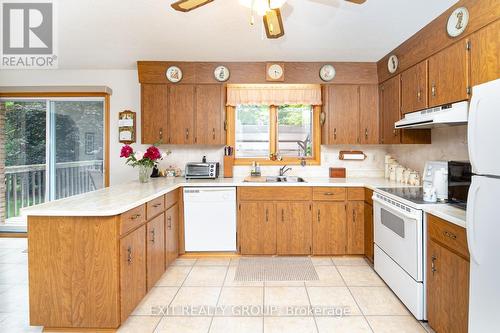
left=185, top=162, right=219, bottom=179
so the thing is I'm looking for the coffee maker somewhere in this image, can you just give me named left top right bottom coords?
left=422, top=161, right=448, bottom=202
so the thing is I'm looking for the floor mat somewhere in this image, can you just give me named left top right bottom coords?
left=234, top=257, right=319, bottom=281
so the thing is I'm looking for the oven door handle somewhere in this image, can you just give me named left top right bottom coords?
left=372, top=196, right=418, bottom=220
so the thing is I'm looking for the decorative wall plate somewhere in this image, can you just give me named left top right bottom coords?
left=214, top=65, right=230, bottom=82
left=166, top=66, right=183, bottom=83
left=447, top=7, right=469, bottom=37
left=387, top=55, right=399, bottom=74
left=319, top=64, right=336, bottom=82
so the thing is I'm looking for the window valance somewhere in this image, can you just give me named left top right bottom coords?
left=226, top=84, right=322, bottom=106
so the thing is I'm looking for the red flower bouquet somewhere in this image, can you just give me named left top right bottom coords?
left=120, top=144, right=171, bottom=182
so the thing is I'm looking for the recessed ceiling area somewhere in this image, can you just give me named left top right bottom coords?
left=58, top=0, right=458, bottom=69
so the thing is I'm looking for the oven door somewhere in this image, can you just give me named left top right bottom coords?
left=373, top=196, right=423, bottom=281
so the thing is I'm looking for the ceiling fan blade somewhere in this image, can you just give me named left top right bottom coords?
left=345, top=0, right=367, bottom=4
left=171, top=0, right=214, bottom=12
left=263, top=8, right=285, bottom=39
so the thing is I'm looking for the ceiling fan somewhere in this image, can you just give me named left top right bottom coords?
left=170, top=0, right=367, bottom=39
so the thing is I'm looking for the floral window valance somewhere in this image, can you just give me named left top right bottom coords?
left=226, top=84, right=322, bottom=106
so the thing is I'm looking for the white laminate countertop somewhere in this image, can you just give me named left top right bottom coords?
left=21, top=176, right=467, bottom=228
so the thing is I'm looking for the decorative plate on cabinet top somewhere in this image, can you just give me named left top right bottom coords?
left=319, top=64, right=336, bottom=82
left=447, top=7, right=469, bottom=37
left=166, top=66, right=183, bottom=83
left=387, top=55, right=399, bottom=74
left=266, top=63, right=285, bottom=81
left=214, top=65, right=230, bottom=82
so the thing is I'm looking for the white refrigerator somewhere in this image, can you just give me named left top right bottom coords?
left=467, top=78, right=500, bottom=333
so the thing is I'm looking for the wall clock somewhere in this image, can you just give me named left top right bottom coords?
left=214, top=65, right=230, bottom=82
left=320, top=64, right=336, bottom=82
left=166, top=66, right=183, bottom=83
left=447, top=7, right=469, bottom=38
left=266, top=63, right=285, bottom=81
left=387, top=55, right=399, bottom=74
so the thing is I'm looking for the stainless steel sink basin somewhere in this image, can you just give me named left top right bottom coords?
left=265, top=176, right=307, bottom=183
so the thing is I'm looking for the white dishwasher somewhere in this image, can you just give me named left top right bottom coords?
left=183, top=187, right=237, bottom=251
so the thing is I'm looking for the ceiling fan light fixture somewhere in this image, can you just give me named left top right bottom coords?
left=171, top=0, right=214, bottom=12
left=239, top=0, right=287, bottom=15
left=263, top=8, right=284, bottom=39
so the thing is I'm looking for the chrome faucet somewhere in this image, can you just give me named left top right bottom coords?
left=279, top=165, right=292, bottom=177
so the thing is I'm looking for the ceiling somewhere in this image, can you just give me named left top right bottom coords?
left=57, top=0, right=458, bottom=69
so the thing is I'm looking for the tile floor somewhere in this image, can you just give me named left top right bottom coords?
left=0, top=238, right=434, bottom=333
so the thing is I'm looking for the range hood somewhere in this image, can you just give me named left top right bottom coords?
left=395, top=101, right=469, bottom=129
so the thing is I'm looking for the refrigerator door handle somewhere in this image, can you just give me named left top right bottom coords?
left=466, top=181, right=480, bottom=265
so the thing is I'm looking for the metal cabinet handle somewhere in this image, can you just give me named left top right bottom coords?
left=334, top=128, right=337, bottom=140
left=127, top=246, right=133, bottom=264
left=443, top=231, right=457, bottom=240
left=131, top=214, right=141, bottom=220
left=352, top=209, right=356, bottom=223
left=212, top=128, right=216, bottom=140
left=324, top=192, right=333, bottom=196
left=431, top=255, right=437, bottom=274
left=152, top=203, right=161, bottom=208
left=393, top=129, right=398, bottom=137
left=365, top=128, right=368, bottom=139
left=185, top=128, right=189, bottom=140
left=159, top=128, right=163, bottom=140
left=417, top=89, right=422, bottom=101
left=265, top=208, right=269, bottom=222
left=281, top=209, right=284, bottom=222
left=150, top=228, right=155, bottom=243
left=317, top=209, right=320, bottom=223
left=431, top=84, right=436, bottom=97
left=167, top=216, right=172, bottom=230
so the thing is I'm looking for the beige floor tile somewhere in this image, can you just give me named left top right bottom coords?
left=0, top=313, right=42, bottom=333
left=224, top=266, right=263, bottom=287
left=332, top=256, right=369, bottom=266
left=264, top=280, right=306, bottom=287
left=264, top=316, right=317, bottom=333
left=310, top=257, right=334, bottom=266
left=316, top=316, right=372, bottom=333
left=195, top=257, right=231, bottom=266
left=265, top=286, right=310, bottom=315
left=209, top=316, right=263, bottom=333
left=172, top=258, right=197, bottom=266
left=230, top=257, right=240, bottom=265
left=184, top=266, right=228, bottom=286
left=216, top=287, right=263, bottom=315
left=0, top=238, right=27, bottom=249
left=337, top=266, right=385, bottom=286
left=307, top=287, right=361, bottom=316
left=156, top=266, right=192, bottom=286
left=0, top=249, right=28, bottom=264
left=117, top=315, right=161, bottom=333
left=0, top=264, right=28, bottom=285
left=132, top=287, right=179, bottom=315
left=170, top=287, right=221, bottom=308
left=367, top=316, right=427, bottom=333
left=305, top=266, right=345, bottom=287
left=350, top=287, right=410, bottom=316
left=154, top=316, right=212, bottom=333
left=0, top=285, right=29, bottom=313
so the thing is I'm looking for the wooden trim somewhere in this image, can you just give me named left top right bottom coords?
left=0, top=232, right=27, bottom=238
left=180, top=252, right=240, bottom=258
left=43, top=328, right=116, bottom=333
left=104, top=94, right=110, bottom=187
left=0, top=92, right=110, bottom=98
left=269, top=105, right=278, bottom=156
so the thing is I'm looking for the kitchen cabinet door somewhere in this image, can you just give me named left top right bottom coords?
left=364, top=202, right=374, bottom=262
left=120, top=225, right=147, bottom=322
left=401, top=60, right=428, bottom=114
left=238, top=202, right=276, bottom=255
left=347, top=201, right=364, bottom=254
left=470, top=20, right=500, bottom=87
left=146, top=213, right=166, bottom=290
left=165, top=203, right=179, bottom=266
left=168, top=85, right=195, bottom=144
left=141, top=84, right=168, bottom=144
left=359, top=85, right=379, bottom=144
left=427, top=239, right=469, bottom=333
left=379, top=75, right=401, bottom=144
left=428, top=40, right=469, bottom=107
left=195, top=85, right=224, bottom=145
left=312, top=202, right=346, bottom=255
left=327, top=85, right=360, bottom=144
left=276, top=202, right=312, bottom=255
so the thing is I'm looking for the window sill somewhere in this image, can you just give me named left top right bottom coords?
left=234, top=157, right=320, bottom=166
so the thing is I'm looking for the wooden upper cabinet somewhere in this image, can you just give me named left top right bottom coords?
left=359, top=85, right=379, bottom=144
left=346, top=201, right=364, bottom=254
left=428, top=40, right=469, bottom=107
left=195, top=85, right=224, bottom=145
left=328, top=85, right=360, bottom=144
left=276, top=202, right=312, bottom=255
left=141, top=84, right=168, bottom=144
left=168, top=85, right=195, bottom=144
left=401, top=60, right=428, bottom=114
left=379, top=75, right=401, bottom=144
left=470, top=20, right=500, bottom=87
left=312, top=202, right=346, bottom=255
left=239, top=202, right=276, bottom=255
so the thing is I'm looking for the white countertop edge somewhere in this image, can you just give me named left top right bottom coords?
left=423, top=205, right=467, bottom=229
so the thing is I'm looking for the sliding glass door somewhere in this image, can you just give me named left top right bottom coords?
left=0, top=97, right=106, bottom=226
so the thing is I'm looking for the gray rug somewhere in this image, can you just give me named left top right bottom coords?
left=234, top=257, right=319, bottom=281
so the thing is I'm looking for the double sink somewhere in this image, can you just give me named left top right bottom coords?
left=265, top=176, right=307, bottom=183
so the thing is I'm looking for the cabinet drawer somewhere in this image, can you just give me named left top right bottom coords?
left=166, top=189, right=179, bottom=209
left=347, top=188, right=364, bottom=201
left=364, top=188, right=373, bottom=205
left=428, top=214, right=469, bottom=259
left=238, top=187, right=312, bottom=201
left=147, top=195, right=165, bottom=220
left=120, top=205, right=146, bottom=236
left=312, top=187, right=346, bottom=201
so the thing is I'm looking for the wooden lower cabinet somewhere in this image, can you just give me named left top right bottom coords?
left=120, top=225, right=147, bottom=323
left=347, top=201, right=364, bottom=254
left=312, top=202, right=346, bottom=255
left=363, top=202, right=374, bottom=262
left=146, top=213, right=166, bottom=290
left=165, top=203, right=179, bottom=266
left=239, top=202, right=276, bottom=255
left=276, top=202, right=312, bottom=255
